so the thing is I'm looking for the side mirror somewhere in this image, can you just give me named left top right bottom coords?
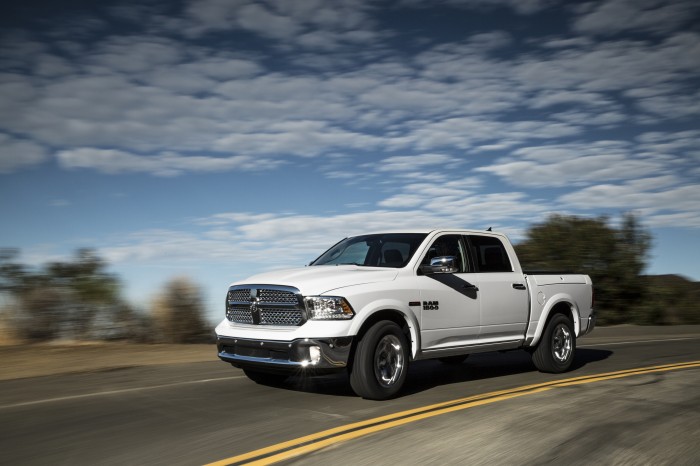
left=420, top=256, right=458, bottom=274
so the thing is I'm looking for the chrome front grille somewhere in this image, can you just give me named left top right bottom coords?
left=259, top=289, right=297, bottom=304
left=260, top=308, right=303, bottom=326
left=226, top=285, right=305, bottom=326
left=229, top=289, right=250, bottom=302
left=227, top=307, right=254, bottom=325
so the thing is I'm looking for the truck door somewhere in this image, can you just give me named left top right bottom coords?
left=466, top=235, right=529, bottom=342
left=417, top=234, right=481, bottom=350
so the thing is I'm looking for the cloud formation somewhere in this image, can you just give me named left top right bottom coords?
left=0, top=133, right=47, bottom=173
left=1, top=0, right=699, bottom=282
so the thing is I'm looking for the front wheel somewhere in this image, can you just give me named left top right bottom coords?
left=531, top=313, right=576, bottom=373
left=349, top=321, right=409, bottom=400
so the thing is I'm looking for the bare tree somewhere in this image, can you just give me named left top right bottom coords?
left=151, top=277, right=211, bottom=343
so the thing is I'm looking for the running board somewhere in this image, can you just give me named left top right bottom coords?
left=416, top=339, right=523, bottom=360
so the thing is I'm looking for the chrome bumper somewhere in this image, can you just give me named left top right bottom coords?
left=217, top=336, right=353, bottom=373
left=580, top=312, right=596, bottom=336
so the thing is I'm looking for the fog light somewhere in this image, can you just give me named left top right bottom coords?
left=309, top=345, right=321, bottom=365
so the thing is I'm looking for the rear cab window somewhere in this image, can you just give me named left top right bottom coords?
left=467, top=235, right=513, bottom=272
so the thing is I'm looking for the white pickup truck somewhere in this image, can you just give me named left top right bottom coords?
left=215, top=229, right=595, bottom=399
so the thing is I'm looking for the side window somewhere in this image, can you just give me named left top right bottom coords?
left=421, top=234, right=469, bottom=273
left=468, top=235, right=512, bottom=272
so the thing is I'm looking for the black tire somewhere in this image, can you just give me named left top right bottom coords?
left=438, top=355, right=469, bottom=365
left=531, top=313, right=576, bottom=373
left=243, top=368, right=288, bottom=386
left=349, top=321, right=410, bottom=400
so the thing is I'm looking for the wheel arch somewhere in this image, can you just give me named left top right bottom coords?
left=348, top=307, right=419, bottom=368
left=530, top=296, right=581, bottom=347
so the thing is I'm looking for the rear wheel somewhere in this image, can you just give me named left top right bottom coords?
left=349, top=321, right=409, bottom=400
left=531, top=313, right=576, bottom=373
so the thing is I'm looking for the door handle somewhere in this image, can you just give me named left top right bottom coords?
left=512, top=283, right=526, bottom=290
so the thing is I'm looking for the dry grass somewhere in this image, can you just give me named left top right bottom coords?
left=0, top=341, right=216, bottom=381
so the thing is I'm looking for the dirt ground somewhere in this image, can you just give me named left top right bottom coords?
left=0, top=342, right=216, bottom=381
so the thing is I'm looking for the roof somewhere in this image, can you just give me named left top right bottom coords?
left=359, top=228, right=505, bottom=236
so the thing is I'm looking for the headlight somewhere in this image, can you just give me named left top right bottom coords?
left=304, top=296, right=355, bottom=320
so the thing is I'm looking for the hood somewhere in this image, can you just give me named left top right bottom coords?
left=231, top=265, right=399, bottom=295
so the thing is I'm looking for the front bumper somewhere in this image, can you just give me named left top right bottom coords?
left=217, top=336, right=353, bottom=373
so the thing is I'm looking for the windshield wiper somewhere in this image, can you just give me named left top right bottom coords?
left=336, top=262, right=364, bottom=266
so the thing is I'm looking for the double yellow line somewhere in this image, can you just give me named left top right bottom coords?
left=206, top=361, right=700, bottom=466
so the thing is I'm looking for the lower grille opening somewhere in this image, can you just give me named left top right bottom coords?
left=222, top=345, right=291, bottom=361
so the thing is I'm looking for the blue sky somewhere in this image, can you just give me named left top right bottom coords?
left=1, top=0, right=699, bottom=322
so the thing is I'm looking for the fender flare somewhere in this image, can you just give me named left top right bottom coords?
left=529, top=294, right=581, bottom=347
left=349, top=299, right=421, bottom=359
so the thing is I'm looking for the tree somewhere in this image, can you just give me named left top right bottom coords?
left=45, top=249, right=122, bottom=338
left=515, top=214, right=652, bottom=325
left=151, top=277, right=211, bottom=343
left=634, top=275, right=700, bottom=325
left=0, top=248, right=125, bottom=340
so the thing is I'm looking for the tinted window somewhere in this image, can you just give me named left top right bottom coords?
left=421, top=234, right=469, bottom=273
left=312, top=233, right=428, bottom=268
left=468, top=235, right=512, bottom=272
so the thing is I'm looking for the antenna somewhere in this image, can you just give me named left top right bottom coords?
left=486, top=227, right=492, bottom=231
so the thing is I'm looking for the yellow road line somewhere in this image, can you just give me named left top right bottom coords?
left=205, top=360, right=700, bottom=466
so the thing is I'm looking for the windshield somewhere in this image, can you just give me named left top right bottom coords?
left=311, top=233, right=428, bottom=268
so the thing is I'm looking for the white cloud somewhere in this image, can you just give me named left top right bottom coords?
left=0, top=32, right=47, bottom=72
left=237, top=3, right=301, bottom=39
left=0, top=133, right=48, bottom=173
left=516, top=33, right=700, bottom=94
left=528, top=90, right=613, bottom=109
left=193, top=58, right=263, bottom=80
left=477, top=141, right=671, bottom=188
left=378, top=194, right=427, bottom=208
left=551, top=110, right=626, bottom=127
left=400, top=0, right=556, bottom=15
left=574, top=0, right=699, bottom=36
left=56, top=148, right=284, bottom=176
left=559, top=177, right=700, bottom=228
left=636, top=130, right=700, bottom=158
left=104, top=186, right=550, bottom=271
left=635, top=90, right=700, bottom=119
left=212, top=121, right=384, bottom=156
left=33, top=54, right=75, bottom=77
left=181, top=0, right=378, bottom=49
left=388, top=117, right=581, bottom=152
left=87, top=36, right=183, bottom=74
left=645, top=212, right=700, bottom=229
left=2, top=0, right=700, bottom=316
left=0, top=0, right=697, bottom=186
left=376, top=154, right=462, bottom=172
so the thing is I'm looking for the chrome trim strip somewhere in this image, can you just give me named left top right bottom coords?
left=219, top=352, right=305, bottom=367
left=416, top=339, right=523, bottom=360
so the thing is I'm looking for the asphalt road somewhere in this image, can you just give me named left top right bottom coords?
left=1, top=326, right=699, bottom=465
